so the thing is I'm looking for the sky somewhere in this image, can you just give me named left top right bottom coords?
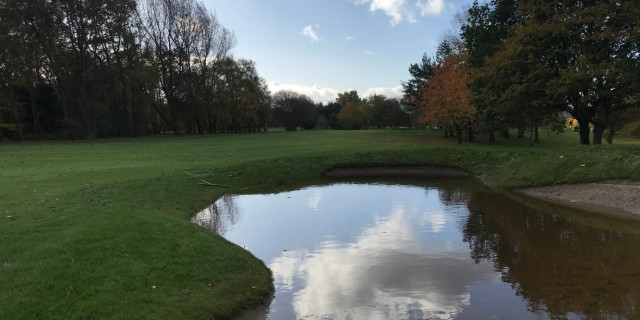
left=204, top=0, right=472, bottom=103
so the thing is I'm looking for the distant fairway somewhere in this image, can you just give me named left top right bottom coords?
left=1, top=129, right=639, bottom=319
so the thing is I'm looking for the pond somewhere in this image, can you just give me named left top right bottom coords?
left=192, top=178, right=640, bottom=320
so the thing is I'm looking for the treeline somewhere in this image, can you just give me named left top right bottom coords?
left=403, top=0, right=640, bottom=145
left=269, top=90, right=411, bottom=131
left=0, top=0, right=414, bottom=141
left=0, top=0, right=271, bottom=140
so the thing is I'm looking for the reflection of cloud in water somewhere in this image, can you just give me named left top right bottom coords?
left=307, top=192, right=322, bottom=211
left=269, top=205, right=498, bottom=319
left=270, top=249, right=307, bottom=292
left=420, top=210, right=447, bottom=233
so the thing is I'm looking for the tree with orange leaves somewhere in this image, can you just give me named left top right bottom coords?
left=419, top=40, right=475, bottom=144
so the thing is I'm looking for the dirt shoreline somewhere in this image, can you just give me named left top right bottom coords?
left=326, top=166, right=639, bottom=219
left=324, top=166, right=471, bottom=178
left=518, top=180, right=640, bottom=219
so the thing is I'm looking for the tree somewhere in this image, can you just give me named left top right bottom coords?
left=271, top=91, right=317, bottom=131
left=335, top=90, right=370, bottom=129
left=0, top=0, right=156, bottom=139
left=401, top=54, right=435, bottom=123
left=139, top=0, right=235, bottom=134
left=463, top=0, right=639, bottom=145
left=367, top=94, right=388, bottom=128
left=462, top=0, right=522, bottom=142
left=213, top=58, right=270, bottom=132
left=419, top=42, right=475, bottom=144
left=386, top=98, right=411, bottom=128
left=605, top=107, right=640, bottom=144
left=470, top=22, right=559, bottom=145
left=336, top=90, right=360, bottom=106
left=0, top=89, right=22, bottom=140
left=365, top=94, right=410, bottom=129
left=317, top=102, right=342, bottom=129
left=520, top=0, right=640, bottom=145
left=462, top=0, right=520, bottom=68
left=0, top=0, right=33, bottom=140
left=230, top=60, right=271, bottom=132
left=337, top=100, right=368, bottom=130
left=0, top=0, right=272, bottom=140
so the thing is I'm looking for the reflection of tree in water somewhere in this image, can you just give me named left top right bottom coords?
left=192, top=194, right=240, bottom=236
left=463, top=192, right=640, bottom=319
left=436, top=186, right=470, bottom=207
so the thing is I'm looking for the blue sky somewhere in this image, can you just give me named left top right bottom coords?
left=204, top=0, right=472, bottom=103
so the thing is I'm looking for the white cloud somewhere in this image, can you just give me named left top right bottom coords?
left=363, top=85, right=404, bottom=99
left=364, top=50, right=375, bottom=55
left=268, top=82, right=340, bottom=104
left=301, top=25, right=319, bottom=43
left=344, top=34, right=356, bottom=42
left=354, top=0, right=447, bottom=24
left=267, top=83, right=405, bottom=104
left=417, top=0, right=444, bottom=15
left=355, top=0, right=415, bottom=25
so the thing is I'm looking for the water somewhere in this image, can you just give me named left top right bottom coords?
left=193, top=179, right=640, bottom=320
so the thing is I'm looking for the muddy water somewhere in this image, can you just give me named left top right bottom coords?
left=193, top=179, right=640, bottom=320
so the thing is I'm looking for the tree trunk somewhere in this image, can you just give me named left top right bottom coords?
left=605, top=129, right=614, bottom=144
left=534, top=126, right=539, bottom=144
left=456, top=125, right=463, bottom=145
left=529, top=126, right=534, bottom=146
left=592, top=122, right=605, bottom=145
left=489, top=131, right=495, bottom=143
left=11, top=97, right=25, bottom=141
left=130, top=87, right=138, bottom=137
left=119, top=69, right=132, bottom=137
left=153, top=102, right=178, bottom=134
left=578, top=121, right=591, bottom=145
left=29, top=87, right=41, bottom=135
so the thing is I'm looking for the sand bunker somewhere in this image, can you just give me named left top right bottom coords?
left=520, top=180, right=640, bottom=218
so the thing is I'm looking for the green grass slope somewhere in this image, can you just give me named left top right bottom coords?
left=1, top=129, right=639, bottom=319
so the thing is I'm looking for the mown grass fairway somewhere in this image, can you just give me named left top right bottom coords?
left=1, top=129, right=639, bottom=319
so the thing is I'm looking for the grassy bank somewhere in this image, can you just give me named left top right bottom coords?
left=1, top=129, right=639, bottom=319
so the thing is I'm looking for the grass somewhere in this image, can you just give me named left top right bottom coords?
left=1, top=128, right=639, bottom=319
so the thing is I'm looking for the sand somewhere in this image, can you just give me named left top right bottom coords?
left=519, top=180, right=640, bottom=218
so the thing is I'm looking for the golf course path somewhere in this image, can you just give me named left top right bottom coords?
left=520, top=180, right=640, bottom=218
